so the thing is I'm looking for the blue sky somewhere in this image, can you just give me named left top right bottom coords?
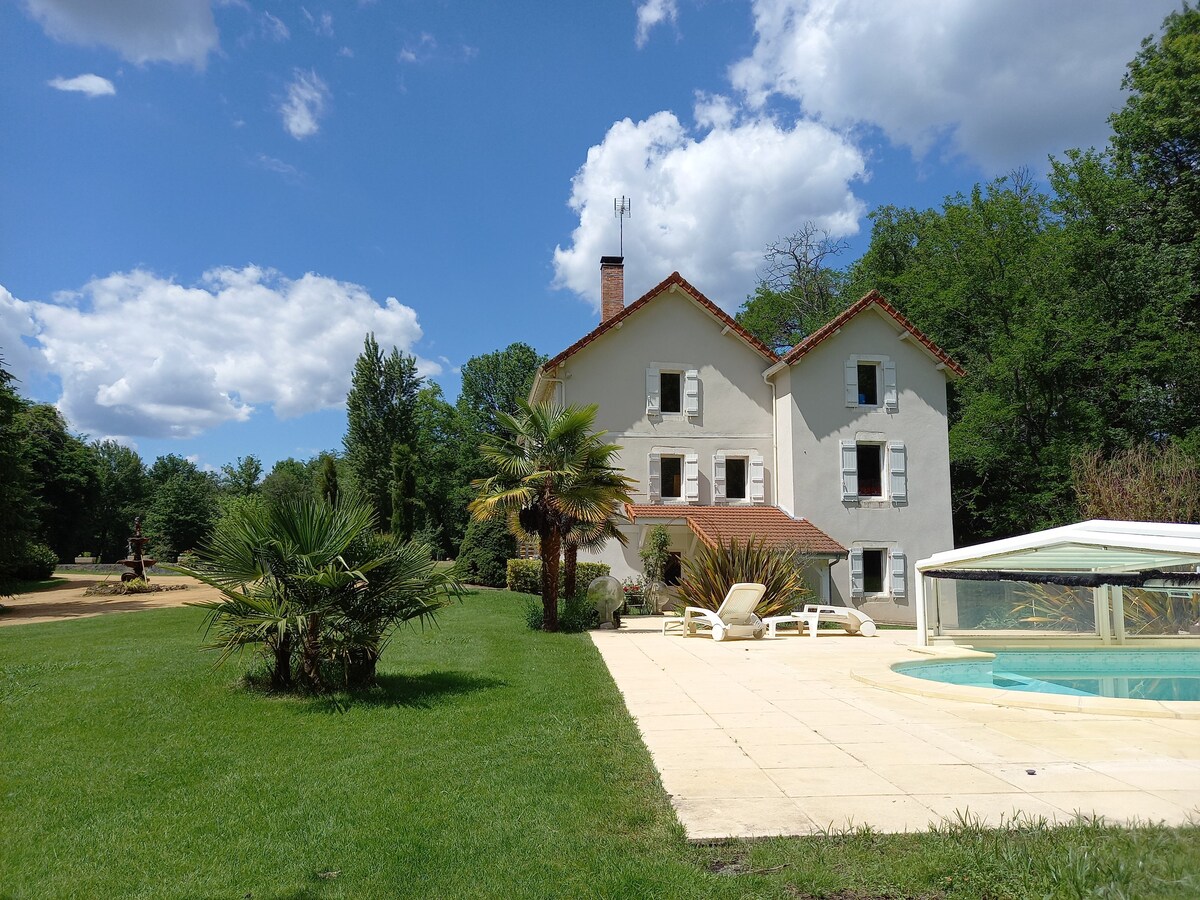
left=0, top=0, right=1179, bottom=474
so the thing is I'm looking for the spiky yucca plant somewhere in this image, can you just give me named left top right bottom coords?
left=678, top=537, right=812, bottom=618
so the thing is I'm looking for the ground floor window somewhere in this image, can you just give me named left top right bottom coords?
left=862, top=549, right=885, bottom=594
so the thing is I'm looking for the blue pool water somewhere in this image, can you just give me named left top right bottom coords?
left=897, top=649, right=1200, bottom=701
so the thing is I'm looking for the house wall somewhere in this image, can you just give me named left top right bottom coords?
left=552, top=285, right=777, bottom=507
left=779, top=309, right=955, bottom=624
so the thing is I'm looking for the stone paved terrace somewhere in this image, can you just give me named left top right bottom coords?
left=590, top=619, right=1200, bottom=840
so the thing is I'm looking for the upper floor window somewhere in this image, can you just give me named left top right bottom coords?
left=840, top=440, right=906, bottom=503
left=661, top=455, right=683, bottom=499
left=857, top=363, right=879, bottom=406
left=845, top=356, right=897, bottom=412
left=713, top=450, right=765, bottom=504
left=647, top=367, right=700, bottom=416
left=648, top=450, right=699, bottom=503
left=660, top=372, right=682, bottom=413
left=726, top=458, right=747, bottom=499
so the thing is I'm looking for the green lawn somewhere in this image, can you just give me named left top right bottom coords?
left=2, top=592, right=1198, bottom=899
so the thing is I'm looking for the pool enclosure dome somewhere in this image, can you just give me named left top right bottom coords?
left=915, top=520, right=1200, bottom=646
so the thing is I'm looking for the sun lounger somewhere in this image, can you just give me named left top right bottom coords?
left=763, top=604, right=877, bottom=637
left=681, top=583, right=767, bottom=641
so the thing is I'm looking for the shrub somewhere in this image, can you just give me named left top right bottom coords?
left=506, top=559, right=610, bottom=596
left=456, top=517, right=516, bottom=587
left=678, top=537, right=812, bottom=618
left=520, top=591, right=600, bottom=633
left=13, top=542, right=58, bottom=581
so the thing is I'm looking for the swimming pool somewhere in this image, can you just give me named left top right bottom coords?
left=896, top=649, right=1200, bottom=701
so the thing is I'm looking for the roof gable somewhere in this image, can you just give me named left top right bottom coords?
left=541, top=272, right=779, bottom=374
left=781, top=290, right=966, bottom=378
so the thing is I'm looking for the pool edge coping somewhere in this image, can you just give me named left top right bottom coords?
left=851, top=645, right=1200, bottom=720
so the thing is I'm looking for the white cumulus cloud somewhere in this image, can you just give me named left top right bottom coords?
left=25, top=0, right=218, bottom=68
left=730, top=0, right=1180, bottom=171
left=280, top=69, right=330, bottom=139
left=0, top=267, right=439, bottom=441
left=635, top=0, right=677, bottom=48
left=552, top=108, right=865, bottom=311
left=47, top=73, right=116, bottom=97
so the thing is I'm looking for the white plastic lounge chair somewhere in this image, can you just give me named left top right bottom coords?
left=682, top=583, right=767, bottom=641
left=764, top=604, right=877, bottom=637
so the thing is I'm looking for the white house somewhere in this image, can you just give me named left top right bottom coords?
left=529, top=257, right=965, bottom=623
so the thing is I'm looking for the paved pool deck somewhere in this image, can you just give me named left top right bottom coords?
left=589, top=620, right=1200, bottom=840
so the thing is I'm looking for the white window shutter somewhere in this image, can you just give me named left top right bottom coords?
left=840, top=440, right=858, bottom=500
left=849, top=548, right=864, bottom=598
left=683, top=452, right=699, bottom=502
left=883, top=360, right=898, bottom=412
left=749, top=452, right=765, bottom=503
left=891, top=549, right=907, bottom=598
left=845, top=359, right=858, bottom=407
left=888, top=441, right=907, bottom=502
left=646, top=368, right=660, bottom=415
left=684, top=369, right=700, bottom=416
left=647, top=452, right=661, bottom=501
left=712, top=453, right=726, bottom=503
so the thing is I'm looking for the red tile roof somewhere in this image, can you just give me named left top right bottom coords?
left=781, top=290, right=966, bottom=378
left=624, top=504, right=845, bottom=556
left=541, top=272, right=779, bottom=373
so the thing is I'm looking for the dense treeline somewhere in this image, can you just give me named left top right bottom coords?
left=737, top=7, right=1200, bottom=544
left=0, top=338, right=543, bottom=593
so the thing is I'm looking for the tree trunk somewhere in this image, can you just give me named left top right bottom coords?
left=271, top=629, right=294, bottom=691
left=540, top=526, right=561, bottom=632
left=563, top=540, right=579, bottom=603
left=300, top=615, right=324, bottom=690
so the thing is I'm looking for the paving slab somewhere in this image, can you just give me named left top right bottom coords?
left=591, top=619, right=1200, bottom=838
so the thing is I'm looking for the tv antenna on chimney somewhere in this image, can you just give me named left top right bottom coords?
left=614, top=196, right=631, bottom=256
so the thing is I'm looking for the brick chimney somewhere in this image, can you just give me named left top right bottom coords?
left=600, top=256, right=624, bottom=323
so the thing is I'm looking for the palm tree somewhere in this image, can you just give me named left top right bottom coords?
left=470, top=401, right=632, bottom=632
left=560, top=462, right=633, bottom=603
left=179, top=497, right=460, bottom=690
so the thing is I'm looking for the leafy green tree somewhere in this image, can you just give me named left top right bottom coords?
left=90, top=440, right=149, bottom=561
left=847, top=175, right=1108, bottom=542
left=736, top=224, right=850, bottom=350
left=456, top=342, right=545, bottom=439
left=343, top=334, right=422, bottom=529
left=470, top=401, right=629, bottom=632
left=17, top=403, right=99, bottom=560
left=411, top=385, right=464, bottom=555
left=219, top=456, right=263, bottom=497
left=260, top=457, right=313, bottom=507
left=145, top=454, right=219, bottom=559
left=183, top=497, right=460, bottom=691
left=0, top=355, right=35, bottom=592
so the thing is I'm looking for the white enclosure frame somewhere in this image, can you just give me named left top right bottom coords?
left=915, top=520, right=1200, bottom=646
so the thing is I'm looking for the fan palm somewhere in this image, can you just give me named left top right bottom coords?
left=178, top=497, right=460, bottom=690
left=470, top=400, right=632, bottom=631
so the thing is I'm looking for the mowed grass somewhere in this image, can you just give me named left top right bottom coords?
left=2, top=591, right=1198, bottom=899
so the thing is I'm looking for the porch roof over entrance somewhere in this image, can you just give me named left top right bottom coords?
left=624, top=505, right=846, bottom=557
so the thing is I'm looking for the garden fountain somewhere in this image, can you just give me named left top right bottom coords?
left=119, top=517, right=156, bottom=582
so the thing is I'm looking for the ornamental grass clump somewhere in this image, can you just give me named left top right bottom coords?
left=678, top=536, right=812, bottom=618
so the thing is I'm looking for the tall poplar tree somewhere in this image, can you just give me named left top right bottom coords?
left=343, top=333, right=422, bottom=531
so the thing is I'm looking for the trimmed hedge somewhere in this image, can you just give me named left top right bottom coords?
left=506, top=559, right=611, bottom=595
